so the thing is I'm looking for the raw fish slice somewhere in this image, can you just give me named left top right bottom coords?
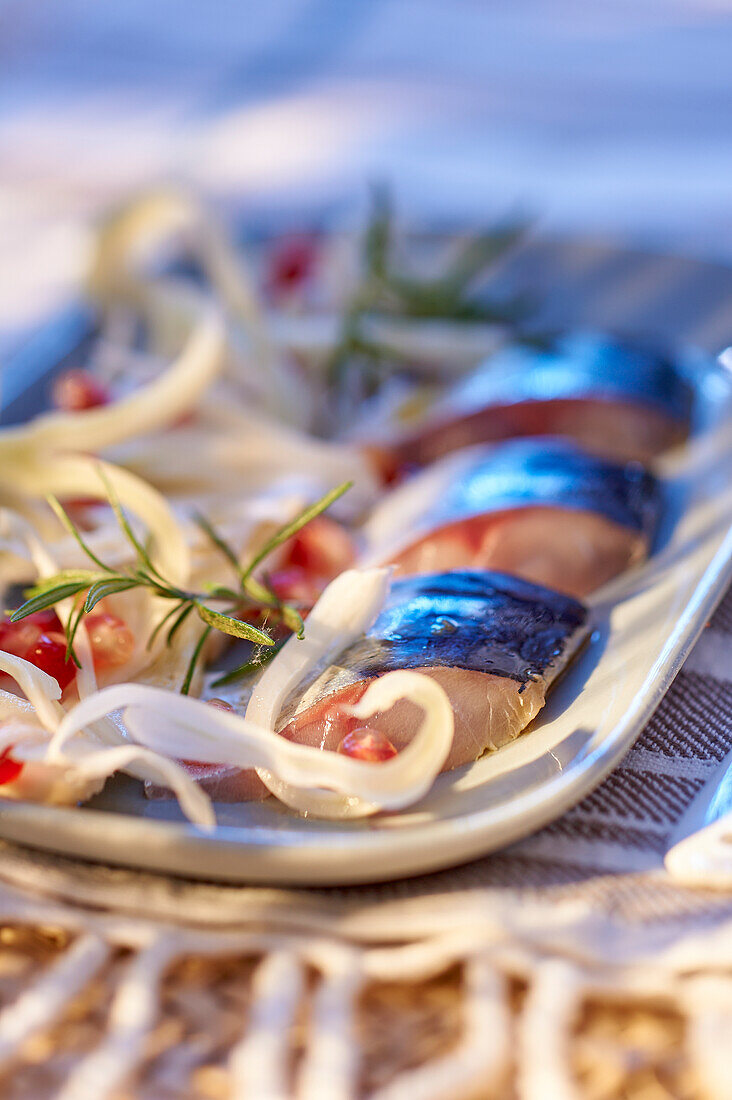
left=279, top=571, right=588, bottom=772
left=145, top=761, right=269, bottom=803
left=365, top=439, right=661, bottom=598
left=388, top=507, right=648, bottom=598
left=383, top=333, right=690, bottom=472
left=281, top=667, right=546, bottom=773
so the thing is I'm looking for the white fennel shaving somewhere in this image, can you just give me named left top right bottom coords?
left=47, top=672, right=454, bottom=821
left=88, top=190, right=265, bottom=345
left=87, top=190, right=311, bottom=425
left=0, top=691, right=43, bottom=723
left=60, top=743, right=215, bottom=828
left=109, top=416, right=380, bottom=516
left=2, top=454, right=189, bottom=587
left=0, top=647, right=213, bottom=822
left=0, top=306, right=225, bottom=456
left=0, top=654, right=64, bottom=733
left=269, top=310, right=506, bottom=376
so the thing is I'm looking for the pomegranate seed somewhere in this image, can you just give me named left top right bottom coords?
left=0, top=612, right=77, bottom=691
left=267, top=234, right=317, bottom=298
left=51, top=369, right=110, bottom=412
left=207, top=698, right=235, bottom=712
left=281, top=517, right=355, bottom=581
left=58, top=497, right=100, bottom=530
left=0, top=609, right=59, bottom=643
left=337, top=727, right=397, bottom=762
left=0, top=748, right=22, bottom=786
left=266, top=519, right=355, bottom=617
left=31, top=609, right=60, bottom=630
left=0, top=620, right=42, bottom=657
left=268, top=566, right=324, bottom=611
left=86, top=613, right=135, bottom=671
left=28, top=632, right=76, bottom=690
left=363, top=443, right=404, bottom=486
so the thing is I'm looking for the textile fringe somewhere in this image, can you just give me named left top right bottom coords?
left=0, top=881, right=728, bottom=1097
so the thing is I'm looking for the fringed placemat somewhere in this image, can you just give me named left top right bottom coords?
left=0, top=859, right=730, bottom=1099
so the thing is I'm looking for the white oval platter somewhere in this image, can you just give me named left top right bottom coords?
left=0, top=238, right=730, bottom=884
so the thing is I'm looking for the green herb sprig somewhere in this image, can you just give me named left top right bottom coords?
left=327, top=186, right=531, bottom=399
left=10, top=477, right=351, bottom=693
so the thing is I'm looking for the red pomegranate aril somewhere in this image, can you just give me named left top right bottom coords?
left=337, top=727, right=398, bottom=763
left=0, top=609, right=60, bottom=654
left=267, top=235, right=317, bottom=298
left=1, top=623, right=42, bottom=660
left=0, top=748, right=22, bottom=786
left=0, top=611, right=77, bottom=691
left=52, top=369, right=110, bottom=412
left=281, top=517, right=355, bottom=581
left=362, top=443, right=404, bottom=486
left=28, top=633, right=77, bottom=691
left=86, top=613, right=135, bottom=671
left=268, top=566, right=324, bottom=611
left=207, top=698, right=235, bottom=712
left=58, top=497, right=101, bottom=530
left=25, top=609, right=60, bottom=631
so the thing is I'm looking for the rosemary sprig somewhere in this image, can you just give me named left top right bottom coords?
left=181, top=625, right=212, bottom=697
left=241, top=480, right=351, bottom=582
left=327, top=186, right=530, bottom=399
left=10, top=478, right=352, bottom=693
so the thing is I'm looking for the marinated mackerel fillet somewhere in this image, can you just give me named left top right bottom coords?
left=381, top=334, right=690, bottom=474
left=365, top=439, right=662, bottom=599
left=279, top=571, right=588, bottom=773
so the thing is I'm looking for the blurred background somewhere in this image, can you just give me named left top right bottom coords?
left=1, top=0, right=731, bottom=349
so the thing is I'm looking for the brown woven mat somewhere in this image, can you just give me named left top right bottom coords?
left=0, top=863, right=729, bottom=1098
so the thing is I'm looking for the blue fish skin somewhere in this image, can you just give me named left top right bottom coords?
left=446, top=333, right=692, bottom=423
left=336, top=570, right=588, bottom=687
left=382, top=333, right=691, bottom=475
left=427, top=439, right=662, bottom=540
left=277, top=571, right=590, bottom=766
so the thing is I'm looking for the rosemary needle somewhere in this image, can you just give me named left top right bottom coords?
left=10, top=477, right=352, bottom=693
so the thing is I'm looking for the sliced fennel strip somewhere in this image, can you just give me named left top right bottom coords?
left=50, top=672, right=453, bottom=821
